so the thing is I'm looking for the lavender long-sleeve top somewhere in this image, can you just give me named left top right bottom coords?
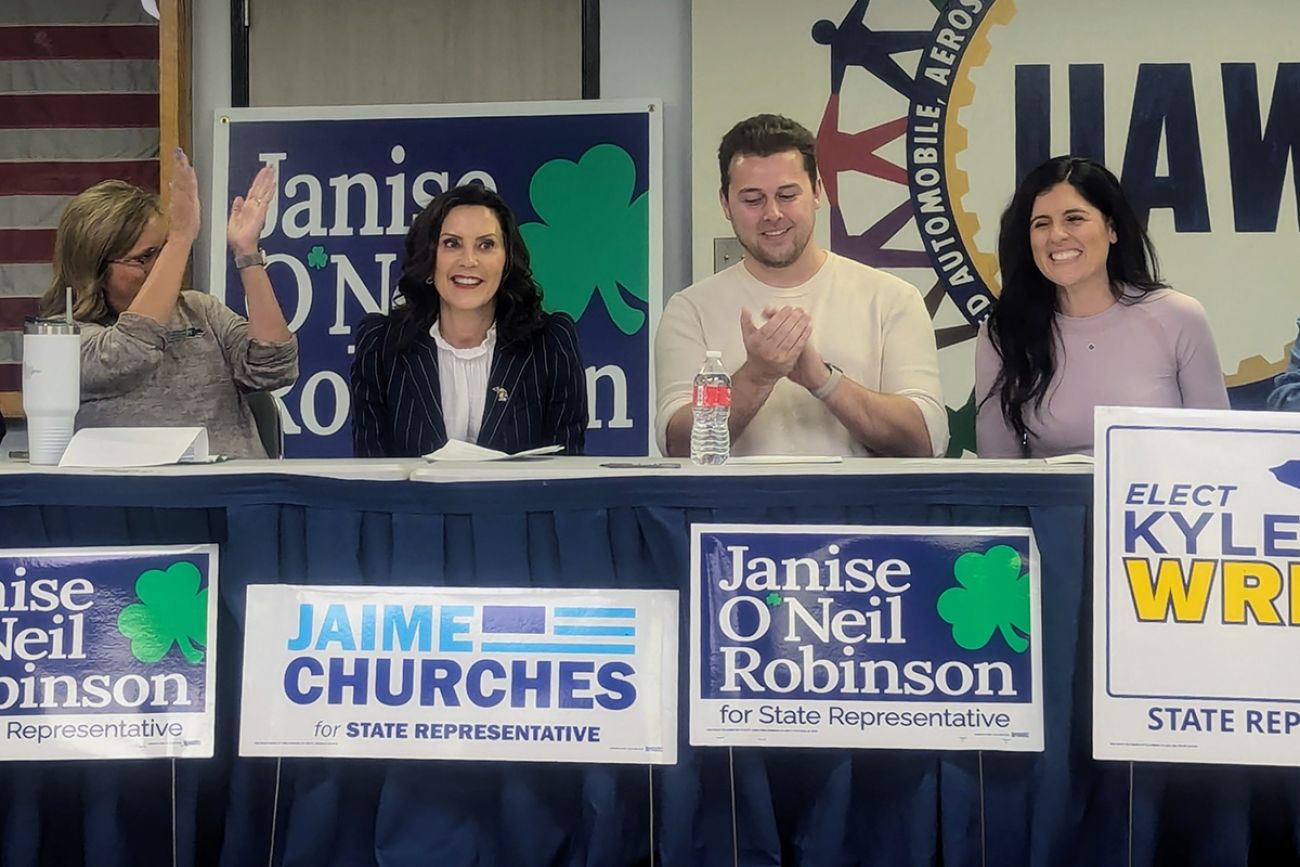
left=975, top=288, right=1229, bottom=458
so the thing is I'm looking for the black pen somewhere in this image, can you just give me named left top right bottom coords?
left=600, top=461, right=681, bottom=469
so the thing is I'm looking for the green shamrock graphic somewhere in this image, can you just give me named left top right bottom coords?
left=936, top=545, right=1030, bottom=653
left=116, top=561, right=209, bottom=664
left=764, top=592, right=783, bottom=607
left=944, top=388, right=977, bottom=458
left=520, top=144, right=648, bottom=335
left=306, top=244, right=328, bottom=270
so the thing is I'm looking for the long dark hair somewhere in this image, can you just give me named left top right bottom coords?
left=388, top=183, right=544, bottom=352
left=985, top=156, right=1166, bottom=445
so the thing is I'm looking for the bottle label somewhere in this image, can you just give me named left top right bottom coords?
left=694, top=384, right=731, bottom=408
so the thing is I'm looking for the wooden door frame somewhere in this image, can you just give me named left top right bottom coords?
left=159, top=0, right=192, bottom=208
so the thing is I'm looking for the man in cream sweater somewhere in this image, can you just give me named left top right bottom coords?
left=655, top=114, right=948, bottom=458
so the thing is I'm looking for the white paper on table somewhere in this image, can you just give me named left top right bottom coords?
left=1043, top=453, right=1094, bottom=465
left=422, top=440, right=564, bottom=462
left=58, top=427, right=211, bottom=468
left=726, top=455, right=843, bottom=465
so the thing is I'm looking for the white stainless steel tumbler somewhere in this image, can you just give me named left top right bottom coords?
left=22, top=318, right=81, bottom=465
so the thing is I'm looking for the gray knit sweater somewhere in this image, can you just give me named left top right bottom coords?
left=76, top=290, right=298, bottom=458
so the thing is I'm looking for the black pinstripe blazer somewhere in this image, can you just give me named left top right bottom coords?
left=350, top=312, right=587, bottom=458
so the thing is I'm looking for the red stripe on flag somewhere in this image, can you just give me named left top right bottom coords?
left=0, top=365, right=18, bottom=391
left=0, top=25, right=159, bottom=61
left=0, top=229, right=56, bottom=264
left=0, top=297, right=40, bottom=331
left=0, top=161, right=159, bottom=195
left=0, top=94, right=158, bottom=129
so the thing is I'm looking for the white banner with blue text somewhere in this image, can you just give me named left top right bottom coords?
left=1095, top=406, right=1300, bottom=765
left=240, top=585, right=678, bottom=763
left=690, top=524, right=1043, bottom=751
left=0, top=545, right=218, bottom=760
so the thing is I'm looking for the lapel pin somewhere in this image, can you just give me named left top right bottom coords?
left=492, top=386, right=509, bottom=403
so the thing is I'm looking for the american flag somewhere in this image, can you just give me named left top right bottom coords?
left=0, top=0, right=159, bottom=418
left=479, top=605, right=638, bottom=655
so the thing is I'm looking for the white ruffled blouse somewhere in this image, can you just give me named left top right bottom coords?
left=430, top=322, right=497, bottom=443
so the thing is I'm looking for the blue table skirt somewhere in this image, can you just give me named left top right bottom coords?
left=0, top=471, right=1296, bottom=866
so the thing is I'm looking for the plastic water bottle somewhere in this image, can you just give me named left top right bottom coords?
left=690, top=350, right=731, bottom=465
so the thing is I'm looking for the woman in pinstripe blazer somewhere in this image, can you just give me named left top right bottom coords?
left=350, top=184, right=587, bottom=458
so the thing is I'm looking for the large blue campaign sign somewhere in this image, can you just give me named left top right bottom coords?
left=690, top=524, right=1044, bottom=751
left=211, top=101, right=660, bottom=457
left=0, top=545, right=218, bottom=760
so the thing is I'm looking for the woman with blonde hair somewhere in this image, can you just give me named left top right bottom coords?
left=38, top=149, right=297, bottom=457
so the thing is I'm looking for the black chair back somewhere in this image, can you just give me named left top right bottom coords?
left=245, top=391, right=283, bottom=459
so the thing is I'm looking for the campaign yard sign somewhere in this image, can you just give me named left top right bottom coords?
left=1095, top=407, right=1300, bottom=765
left=240, top=586, right=678, bottom=764
left=0, top=545, right=218, bottom=760
left=690, top=525, right=1043, bottom=751
left=211, top=100, right=661, bottom=457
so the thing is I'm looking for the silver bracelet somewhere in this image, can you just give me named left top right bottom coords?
left=811, top=363, right=843, bottom=400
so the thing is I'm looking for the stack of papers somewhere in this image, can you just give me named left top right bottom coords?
left=423, top=441, right=564, bottom=462
left=59, top=427, right=211, bottom=468
left=1043, top=453, right=1094, bottom=465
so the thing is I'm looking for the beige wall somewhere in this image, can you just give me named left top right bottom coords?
left=248, top=0, right=582, bottom=106
left=690, top=1, right=859, bottom=281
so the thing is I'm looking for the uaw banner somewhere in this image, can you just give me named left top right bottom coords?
left=0, top=545, right=218, bottom=760
left=693, top=1, right=1300, bottom=454
left=211, top=100, right=661, bottom=457
left=1095, top=407, right=1300, bottom=766
left=240, top=586, right=678, bottom=764
left=690, top=525, right=1043, bottom=750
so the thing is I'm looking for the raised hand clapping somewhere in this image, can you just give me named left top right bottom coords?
left=227, top=164, right=275, bottom=258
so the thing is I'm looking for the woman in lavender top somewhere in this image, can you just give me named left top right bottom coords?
left=975, top=156, right=1228, bottom=458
